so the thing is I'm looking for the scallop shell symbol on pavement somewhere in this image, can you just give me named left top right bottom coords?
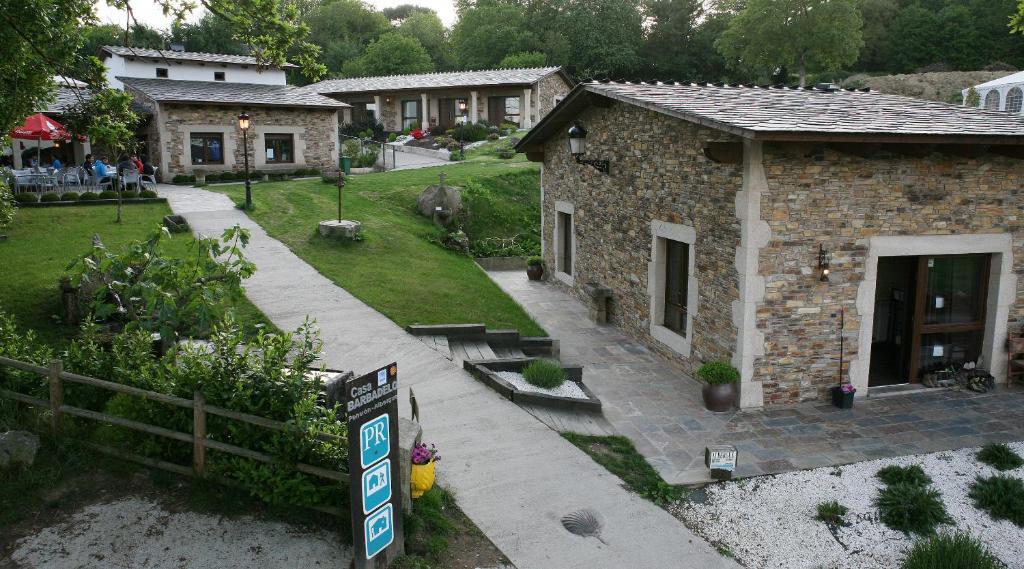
left=561, top=509, right=607, bottom=545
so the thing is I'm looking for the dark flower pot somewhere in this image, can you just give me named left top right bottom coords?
left=526, top=264, right=544, bottom=281
left=702, top=382, right=737, bottom=412
left=830, top=386, right=855, bottom=409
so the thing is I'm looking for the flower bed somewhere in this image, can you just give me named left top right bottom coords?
left=463, top=358, right=601, bottom=411
left=672, top=442, right=1024, bottom=569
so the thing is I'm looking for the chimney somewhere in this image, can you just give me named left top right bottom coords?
left=169, top=43, right=185, bottom=53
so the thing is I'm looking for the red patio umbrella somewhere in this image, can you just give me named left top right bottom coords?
left=9, top=113, right=69, bottom=166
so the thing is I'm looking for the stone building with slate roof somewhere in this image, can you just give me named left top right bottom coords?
left=120, top=77, right=346, bottom=181
left=517, top=80, right=1024, bottom=408
left=303, top=67, right=573, bottom=131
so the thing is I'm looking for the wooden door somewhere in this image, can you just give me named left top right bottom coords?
left=438, top=98, right=456, bottom=130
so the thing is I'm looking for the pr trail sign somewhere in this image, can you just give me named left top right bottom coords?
left=345, top=362, right=404, bottom=568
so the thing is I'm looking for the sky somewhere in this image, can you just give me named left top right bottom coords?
left=94, top=0, right=459, bottom=30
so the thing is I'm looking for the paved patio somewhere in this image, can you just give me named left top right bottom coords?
left=487, top=270, right=1024, bottom=484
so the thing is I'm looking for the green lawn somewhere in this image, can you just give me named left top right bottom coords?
left=209, top=158, right=546, bottom=336
left=0, top=203, right=274, bottom=346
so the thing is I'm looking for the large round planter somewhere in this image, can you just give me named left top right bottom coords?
left=410, top=461, right=436, bottom=499
left=702, top=383, right=737, bottom=412
left=526, top=264, right=544, bottom=281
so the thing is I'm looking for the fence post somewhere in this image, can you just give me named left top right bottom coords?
left=193, top=390, right=207, bottom=477
left=48, top=359, right=63, bottom=432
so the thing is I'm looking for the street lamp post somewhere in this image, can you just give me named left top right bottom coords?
left=458, top=99, right=467, bottom=159
left=238, top=112, right=252, bottom=209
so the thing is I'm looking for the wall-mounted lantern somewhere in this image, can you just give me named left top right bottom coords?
left=384, top=96, right=393, bottom=105
left=818, top=244, right=831, bottom=282
left=567, top=121, right=610, bottom=174
left=458, top=99, right=467, bottom=113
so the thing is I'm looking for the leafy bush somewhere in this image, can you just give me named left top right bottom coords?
left=171, top=174, right=195, bottom=184
left=14, top=193, right=39, bottom=203
left=0, top=311, right=54, bottom=400
left=447, top=141, right=462, bottom=152
left=977, top=443, right=1024, bottom=471
left=527, top=256, right=543, bottom=266
left=900, top=532, right=1002, bottom=569
left=140, top=189, right=158, bottom=198
left=450, top=122, right=490, bottom=142
left=121, top=190, right=139, bottom=199
left=496, top=145, right=516, bottom=159
left=486, top=133, right=500, bottom=141
left=387, top=132, right=398, bottom=143
left=79, top=192, right=99, bottom=201
left=877, top=464, right=932, bottom=487
left=40, top=192, right=61, bottom=202
left=205, top=172, right=222, bottom=182
left=354, top=147, right=378, bottom=168
left=697, top=362, right=739, bottom=385
left=98, top=190, right=117, bottom=199
left=342, top=139, right=361, bottom=157
left=428, top=125, right=445, bottom=136
left=61, top=192, right=79, bottom=201
left=403, top=126, right=412, bottom=135
left=66, top=225, right=255, bottom=341
left=521, top=359, right=566, bottom=389
left=876, top=482, right=951, bottom=535
left=815, top=500, right=849, bottom=525
left=970, top=474, right=1024, bottom=527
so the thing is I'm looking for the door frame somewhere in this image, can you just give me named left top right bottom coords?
left=850, top=234, right=1015, bottom=395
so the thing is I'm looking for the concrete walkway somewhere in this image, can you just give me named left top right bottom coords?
left=159, top=185, right=738, bottom=569
left=487, top=270, right=1024, bottom=484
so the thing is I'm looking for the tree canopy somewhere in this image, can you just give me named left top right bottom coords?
left=341, top=32, right=434, bottom=77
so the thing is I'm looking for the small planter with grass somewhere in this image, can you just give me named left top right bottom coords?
left=698, top=362, right=739, bottom=412
left=526, top=255, right=544, bottom=281
left=463, top=357, right=601, bottom=411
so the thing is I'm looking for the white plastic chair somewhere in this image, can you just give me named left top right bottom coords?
left=140, top=166, right=158, bottom=190
left=121, top=169, right=141, bottom=191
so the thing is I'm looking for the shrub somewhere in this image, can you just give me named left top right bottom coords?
left=428, top=125, right=445, bottom=136
left=451, top=122, right=490, bottom=142
left=977, top=443, right=1024, bottom=471
left=0, top=311, right=54, bottom=401
left=205, top=172, right=222, bottom=182
left=487, top=133, right=500, bottom=141
left=447, top=141, right=461, bottom=152
left=171, top=174, right=195, bottom=184
left=98, top=190, right=117, bottom=199
left=62, top=192, right=79, bottom=201
left=121, top=190, right=139, bottom=199
left=876, top=482, right=951, bottom=534
left=815, top=500, right=849, bottom=525
left=140, top=189, right=158, bottom=198
left=521, top=359, right=566, bottom=389
left=403, top=126, right=412, bottom=135
left=14, top=193, right=39, bottom=203
left=354, top=147, right=378, bottom=168
left=387, top=132, right=398, bottom=143
left=877, top=464, right=932, bottom=487
left=342, top=139, right=361, bottom=157
left=79, top=192, right=99, bottom=201
left=527, top=255, right=543, bottom=267
left=40, top=192, right=61, bottom=202
left=900, top=532, right=1002, bottom=569
left=496, top=146, right=515, bottom=159
left=696, top=362, right=739, bottom=385
left=970, top=474, right=1024, bottom=527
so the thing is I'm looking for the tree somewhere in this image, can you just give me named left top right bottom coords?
left=965, top=86, right=980, bottom=107
left=305, top=0, right=390, bottom=75
left=499, top=51, right=547, bottom=68
left=382, top=3, right=435, bottom=23
left=451, top=1, right=529, bottom=70
left=169, top=14, right=248, bottom=55
left=716, top=0, right=863, bottom=87
left=341, top=32, right=434, bottom=77
left=642, top=0, right=705, bottom=80
left=397, top=10, right=454, bottom=70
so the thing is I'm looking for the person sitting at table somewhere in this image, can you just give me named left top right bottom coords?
left=141, top=159, right=156, bottom=176
left=93, top=158, right=109, bottom=178
left=116, top=155, right=137, bottom=174
left=82, top=154, right=95, bottom=174
left=130, top=154, right=144, bottom=172
left=51, top=157, right=62, bottom=170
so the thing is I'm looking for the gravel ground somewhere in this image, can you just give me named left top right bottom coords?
left=7, top=497, right=350, bottom=568
left=671, top=441, right=1024, bottom=569
left=496, top=371, right=588, bottom=399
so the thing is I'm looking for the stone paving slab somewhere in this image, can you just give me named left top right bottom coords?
left=487, top=270, right=1024, bottom=484
left=159, top=185, right=740, bottom=569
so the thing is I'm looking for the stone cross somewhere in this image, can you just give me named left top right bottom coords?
left=439, top=172, right=446, bottom=188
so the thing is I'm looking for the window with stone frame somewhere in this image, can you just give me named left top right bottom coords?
left=190, top=133, right=224, bottom=165
left=1007, top=88, right=1023, bottom=113
left=984, top=90, right=1001, bottom=110
left=663, top=239, right=689, bottom=335
left=402, top=100, right=420, bottom=131
left=557, top=211, right=573, bottom=276
left=264, top=133, right=294, bottom=164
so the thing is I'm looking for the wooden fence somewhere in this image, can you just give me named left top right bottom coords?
left=0, top=355, right=348, bottom=516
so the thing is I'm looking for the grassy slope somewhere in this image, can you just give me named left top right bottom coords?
left=843, top=70, right=1015, bottom=104
left=209, top=158, right=546, bottom=336
left=0, top=204, right=275, bottom=346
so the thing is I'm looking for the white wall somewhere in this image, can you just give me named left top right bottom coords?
left=104, top=54, right=287, bottom=89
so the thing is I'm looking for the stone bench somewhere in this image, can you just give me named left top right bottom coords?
left=582, top=282, right=613, bottom=324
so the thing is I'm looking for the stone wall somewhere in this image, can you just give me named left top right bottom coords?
left=540, top=101, right=744, bottom=378
left=156, top=103, right=338, bottom=180
left=536, top=73, right=572, bottom=122
left=755, top=145, right=1024, bottom=404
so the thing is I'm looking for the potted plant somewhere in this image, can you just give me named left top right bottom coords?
left=410, top=442, right=440, bottom=499
left=526, top=256, right=544, bottom=281
left=830, top=383, right=856, bottom=409
left=697, top=362, right=739, bottom=412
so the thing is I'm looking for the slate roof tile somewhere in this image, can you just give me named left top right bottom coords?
left=119, top=77, right=348, bottom=109
left=101, top=45, right=297, bottom=68
left=304, top=67, right=564, bottom=95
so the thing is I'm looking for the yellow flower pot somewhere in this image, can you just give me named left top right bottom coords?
left=410, top=461, right=436, bottom=499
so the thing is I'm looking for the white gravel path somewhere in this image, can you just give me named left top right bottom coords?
left=496, top=371, right=588, bottom=399
left=671, top=441, right=1024, bottom=569
left=6, top=497, right=350, bottom=568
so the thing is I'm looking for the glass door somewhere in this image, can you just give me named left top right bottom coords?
left=910, top=255, right=990, bottom=381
